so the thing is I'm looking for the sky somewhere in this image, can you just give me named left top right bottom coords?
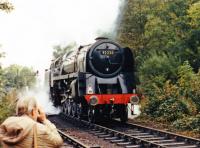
left=0, top=0, right=124, bottom=80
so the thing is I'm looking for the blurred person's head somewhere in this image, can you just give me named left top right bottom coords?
left=16, top=96, right=38, bottom=121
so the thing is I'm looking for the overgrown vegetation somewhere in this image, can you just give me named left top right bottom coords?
left=0, top=90, right=16, bottom=123
left=117, top=0, right=200, bottom=133
left=0, top=55, right=37, bottom=122
left=0, top=1, right=38, bottom=122
left=52, top=42, right=77, bottom=59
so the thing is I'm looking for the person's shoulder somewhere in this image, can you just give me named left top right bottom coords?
left=36, top=121, right=47, bottom=130
left=35, top=121, right=48, bottom=135
left=2, top=116, right=20, bottom=125
left=2, top=115, right=35, bottom=128
left=36, top=120, right=56, bottom=134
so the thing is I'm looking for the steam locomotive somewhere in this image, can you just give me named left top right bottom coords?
left=46, top=37, right=139, bottom=122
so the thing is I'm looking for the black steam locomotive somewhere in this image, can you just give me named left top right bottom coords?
left=46, top=37, right=139, bottom=122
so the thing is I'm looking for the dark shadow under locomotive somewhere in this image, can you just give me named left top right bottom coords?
left=46, top=38, right=139, bottom=122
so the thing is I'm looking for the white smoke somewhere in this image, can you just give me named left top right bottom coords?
left=18, top=84, right=61, bottom=115
left=1, top=0, right=125, bottom=114
left=1, top=0, right=126, bottom=83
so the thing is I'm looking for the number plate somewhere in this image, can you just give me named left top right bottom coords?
left=101, top=50, right=114, bottom=55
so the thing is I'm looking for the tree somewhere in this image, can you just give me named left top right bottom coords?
left=52, top=42, right=77, bottom=59
left=183, top=1, right=200, bottom=71
left=3, top=64, right=37, bottom=90
left=116, top=0, right=149, bottom=51
left=187, top=1, right=200, bottom=29
left=115, top=0, right=200, bottom=134
left=0, top=46, right=6, bottom=98
left=144, top=16, right=176, bottom=54
left=0, top=0, right=13, bottom=12
left=0, top=0, right=15, bottom=122
left=140, top=53, right=180, bottom=82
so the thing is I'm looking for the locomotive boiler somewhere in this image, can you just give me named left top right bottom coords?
left=47, top=37, right=139, bottom=122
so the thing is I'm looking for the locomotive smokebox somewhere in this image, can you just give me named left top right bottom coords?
left=87, top=39, right=124, bottom=78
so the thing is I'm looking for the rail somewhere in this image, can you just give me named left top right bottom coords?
left=60, top=113, right=200, bottom=148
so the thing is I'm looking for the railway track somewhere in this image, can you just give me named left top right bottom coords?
left=58, top=130, right=90, bottom=148
left=48, top=114, right=119, bottom=148
left=97, top=120, right=200, bottom=148
left=48, top=115, right=90, bottom=148
left=49, top=114, right=200, bottom=148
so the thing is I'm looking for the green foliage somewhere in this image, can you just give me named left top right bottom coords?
left=144, top=16, right=176, bottom=53
left=0, top=69, right=6, bottom=97
left=141, top=80, right=189, bottom=122
left=0, top=1, right=15, bottom=123
left=0, top=56, right=34, bottom=123
left=177, top=62, right=200, bottom=111
left=118, top=0, right=200, bottom=70
left=3, top=64, right=37, bottom=89
left=177, top=61, right=194, bottom=91
left=0, top=90, right=17, bottom=123
left=141, top=97, right=164, bottom=118
left=53, top=42, right=77, bottom=59
left=141, top=62, right=200, bottom=124
left=0, top=96, right=15, bottom=123
left=117, top=0, right=149, bottom=51
left=118, top=0, right=200, bottom=132
left=188, top=1, right=200, bottom=29
left=157, top=98, right=189, bottom=122
left=139, top=53, right=180, bottom=82
left=0, top=49, right=6, bottom=98
left=173, top=114, right=200, bottom=132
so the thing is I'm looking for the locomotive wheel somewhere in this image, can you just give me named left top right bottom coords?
left=120, top=105, right=128, bottom=123
left=77, top=103, right=82, bottom=119
left=63, top=101, right=68, bottom=114
left=71, top=102, right=77, bottom=117
left=67, top=100, right=72, bottom=116
left=88, top=107, right=95, bottom=123
left=50, top=88, right=54, bottom=101
left=62, top=102, right=66, bottom=113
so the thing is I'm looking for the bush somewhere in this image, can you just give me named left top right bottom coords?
left=177, top=61, right=200, bottom=111
left=157, top=98, right=189, bottom=122
left=139, top=61, right=200, bottom=135
left=142, top=96, right=189, bottom=122
left=139, top=53, right=180, bottom=84
left=141, top=62, right=200, bottom=123
left=0, top=90, right=16, bottom=123
left=0, top=97, right=15, bottom=123
left=173, top=114, right=200, bottom=132
left=141, top=97, right=164, bottom=118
